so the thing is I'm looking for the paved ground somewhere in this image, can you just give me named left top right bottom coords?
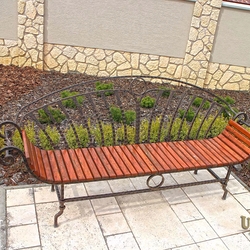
left=1, top=168, right=250, bottom=250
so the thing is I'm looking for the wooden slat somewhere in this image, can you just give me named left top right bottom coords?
left=87, top=148, right=109, bottom=179
left=80, top=148, right=102, bottom=179
left=218, top=132, right=249, bottom=159
left=117, top=145, right=146, bottom=175
left=53, top=150, right=70, bottom=182
left=171, top=141, right=203, bottom=168
left=60, top=150, right=78, bottom=181
left=147, top=143, right=179, bottom=171
left=34, top=147, right=47, bottom=179
left=190, top=140, right=227, bottom=166
left=100, top=147, right=124, bottom=177
left=67, top=149, right=86, bottom=180
left=213, top=136, right=243, bottom=162
left=228, top=120, right=250, bottom=139
left=222, top=130, right=250, bottom=155
left=130, top=144, right=159, bottom=174
left=41, top=150, right=61, bottom=182
left=225, top=125, right=250, bottom=147
left=139, top=144, right=165, bottom=172
left=158, top=142, right=188, bottom=170
left=94, top=147, right=118, bottom=178
left=74, top=149, right=95, bottom=180
left=108, top=146, right=138, bottom=176
left=182, top=141, right=214, bottom=167
left=46, top=151, right=62, bottom=182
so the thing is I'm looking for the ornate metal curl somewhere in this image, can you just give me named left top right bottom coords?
left=233, top=112, right=250, bottom=127
left=146, top=174, right=165, bottom=189
left=0, top=146, right=28, bottom=167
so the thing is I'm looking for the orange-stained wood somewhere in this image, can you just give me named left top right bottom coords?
left=225, top=125, right=250, bottom=147
left=228, top=120, right=250, bottom=140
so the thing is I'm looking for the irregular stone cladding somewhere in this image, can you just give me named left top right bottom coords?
left=0, top=0, right=250, bottom=91
left=17, top=0, right=44, bottom=70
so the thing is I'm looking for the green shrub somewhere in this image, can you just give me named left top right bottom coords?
left=169, top=118, right=189, bottom=141
left=110, top=106, right=136, bottom=125
left=60, top=90, right=84, bottom=108
left=140, top=96, right=156, bottom=108
left=179, top=108, right=195, bottom=122
left=159, top=87, right=171, bottom=98
left=0, top=126, right=5, bottom=149
left=38, top=126, right=60, bottom=150
left=92, top=123, right=114, bottom=146
left=116, top=125, right=135, bottom=144
left=38, top=106, right=66, bottom=124
left=189, top=115, right=228, bottom=139
left=192, top=97, right=210, bottom=110
left=65, top=125, right=89, bottom=148
left=95, top=81, right=114, bottom=96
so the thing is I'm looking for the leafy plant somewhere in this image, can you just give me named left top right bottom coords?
left=92, top=122, right=114, bottom=146
left=214, top=95, right=237, bottom=118
left=95, top=81, right=114, bottom=96
left=60, top=90, right=84, bottom=109
left=192, top=97, right=210, bottom=110
left=140, top=96, right=156, bottom=108
left=38, top=106, right=66, bottom=124
left=65, top=125, right=89, bottom=148
left=159, top=86, right=171, bottom=98
left=38, top=126, right=60, bottom=150
left=179, top=108, right=195, bottom=122
left=110, top=106, right=136, bottom=125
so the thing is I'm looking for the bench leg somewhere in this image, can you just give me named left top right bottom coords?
left=222, top=165, right=233, bottom=200
left=194, top=170, right=198, bottom=175
left=54, top=184, right=65, bottom=227
left=51, top=185, right=55, bottom=192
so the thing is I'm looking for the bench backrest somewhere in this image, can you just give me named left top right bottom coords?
left=15, top=76, right=237, bottom=150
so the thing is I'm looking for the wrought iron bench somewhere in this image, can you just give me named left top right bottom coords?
left=1, top=76, right=250, bottom=227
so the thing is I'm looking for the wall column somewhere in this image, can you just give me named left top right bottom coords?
left=18, top=0, right=44, bottom=69
left=181, top=0, right=223, bottom=87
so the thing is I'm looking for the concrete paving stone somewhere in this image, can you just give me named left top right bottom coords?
left=34, top=186, right=58, bottom=203
left=171, top=171, right=197, bottom=184
left=108, top=178, right=135, bottom=192
left=129, top=176, right=149, bottom=189
left=91, top=197, right=121, bottom=216
left=7, top=204, right=36, bottom=226
left=161, top=188, right=190, bottom=205
left=117, top=192, right=194, bottom=250
left=187, top=191, right=250, bottom=237
left=183, top=182, right=223, bottom=199
left=84, top=180, right=111, bottom=196
left=234, top=192, right=250, bottom=209
left=183, top=219, right=218, bottom=242
left=21, top=248, right=41, bottom=250
left=97, top=212, right=131, bottom=236
left=106, top=232, right=140, bottom=250
left=171, top=202, right=203, bottom=222
left=191, top=169, right=215, bottom=181
left=35, top=201, right=107, bottom=250
left=227, top=179, right=249, bottom=195
left=6, top=188, right=34, bottom=207
left=172, top=243, right=200, bottom=250
left=222, top=233, right=250, bottom=249
left=210, top=167, right=233, bottom=179
left=244, top=231, right=250, bottom=240
left=196, top=238, right=228, bottom=250
left=7, top=224, right=40, bottom=249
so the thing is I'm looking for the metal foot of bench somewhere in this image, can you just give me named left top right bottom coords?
left=194, top=170, right=198, bottom=175
left=51, top=185, right=55, bottom=192
left=54, top=205, right=65, bottom=227
left=221, top=165, right=233, bottom=200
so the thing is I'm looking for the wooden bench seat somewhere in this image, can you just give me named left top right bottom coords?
left=23, top=119, right=250, bottom=184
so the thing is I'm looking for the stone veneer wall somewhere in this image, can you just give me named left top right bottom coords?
left=0, top=0, right=250, bottom=91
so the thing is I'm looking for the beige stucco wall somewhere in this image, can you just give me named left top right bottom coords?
left=211, top=6, right=250, bottom=67
left=0, top=0, right=17, bottom=40
left=44, top=0, right=194, bottom=58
